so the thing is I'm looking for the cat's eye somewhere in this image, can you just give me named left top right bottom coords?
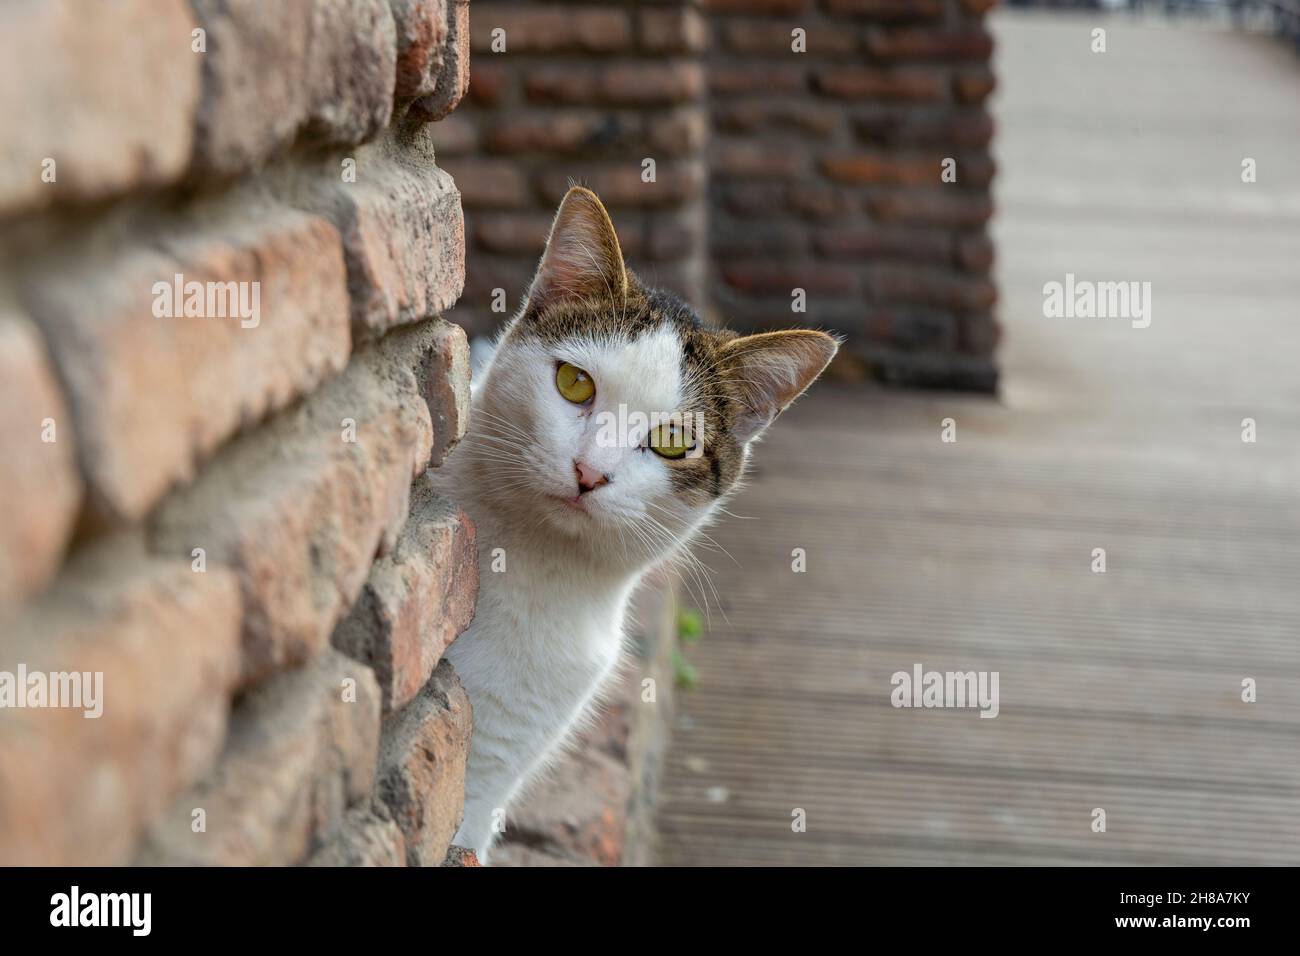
left=649, top=422, right=694, bottom=460
left=556, top=362, right=595, bottom=405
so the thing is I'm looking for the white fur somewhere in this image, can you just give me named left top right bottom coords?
left=432, top=324, right=724, bottom=862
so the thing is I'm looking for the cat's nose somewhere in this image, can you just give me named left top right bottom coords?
left=574, top=459, right=611, bottom=494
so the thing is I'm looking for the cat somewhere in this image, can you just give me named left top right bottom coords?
left=435, top=186, right=837, bottom=862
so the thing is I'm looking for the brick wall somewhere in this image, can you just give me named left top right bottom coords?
left=0, top=0, right=480, bottom=867
left=434, top=0, right=999, bottom=389
left=707, top=0, right=1000, bottom=390
left=432, top=0, right=710, bottom=337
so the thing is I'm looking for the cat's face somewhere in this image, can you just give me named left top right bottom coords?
left=471, top=187, right=837, bottom=558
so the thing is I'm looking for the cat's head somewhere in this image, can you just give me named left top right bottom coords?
left=470, top=187, right=837, bottom=561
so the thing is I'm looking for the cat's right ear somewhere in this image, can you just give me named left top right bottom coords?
left=525, top=186, right=627, bottom=312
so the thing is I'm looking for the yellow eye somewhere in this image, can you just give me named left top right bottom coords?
left=649, top=422, right=693, bottom=460
left=556, top=362, right=595, bottom=404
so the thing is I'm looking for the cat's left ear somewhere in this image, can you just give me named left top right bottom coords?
left=720, top=330, right=840, bottom=443
left=526, top=186, right=627, bottom=311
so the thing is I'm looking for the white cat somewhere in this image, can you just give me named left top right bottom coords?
left=435, top=187, right=837, bottom=862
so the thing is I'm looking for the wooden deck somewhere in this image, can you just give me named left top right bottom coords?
left=656, top=13, right=1300, bottom=865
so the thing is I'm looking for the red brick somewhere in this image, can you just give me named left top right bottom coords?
left=703, top=0, right=810, bottom=12
left=466, top=62, right=510, bottom=106
left=440, top=158, right=533, bottom=208
left=869, top=265, right=997, bottom=310
left=955, top=232, right=996, bottom=273
left=788, top=182, right=856, bottom=220
left=647, top=108, right=710, bottom=157
left=714, top=102, right=841, bottom=138
left=526, top=63, right=705, bottom=106
left=0, top=0, right=199, bottom=217
left=715, top=142, right=805, bottom=179
left=646, top=208, right=709, bottom=263
left=482, top=112, right=641, bottom=155
left=19, top=204, right=351, bottom=527
left=867, top=190, right=993, bottom=226
left=824, top=0, right=943, bottom=17
left=333, top=478, right=478, bottom=716
left=814, top=67, right=944, bottom=101
left=390, top=0, right=448, bottom=99
left=865, top=27, right=994, bottom=61
left=854, top=107, right=995, bottom=148
left=149, top=320, right=463, bottom=687
left=959, top=0, right=1000, bottom=13
left=290, top=129, right=465, bottom=340
left=821, top=152, right=947, bottom=186
left=429, top=114, right=478, bottom=155
left=711, top=65, right=806, bottom=97
left=864, top=307, right=958, bottom=352
left=441, top=845, right=481, bottom=866
left=721, top=182, right=788, bottom=218
left=470, top=5, right=631, bottom=52
left=0, top=537, right=241, bottom=865
left=376, top=660, right=473, bottom=866
left=0, top=312, right=80, bottom=610
left=713, top=223, right=809, bottom=259
left=638, top=8, right=709, bottom=53
left=474, top=212, right=554, bottom=255
left=721, top=21, right=858, bottom=55
left=814, top=226, right=952, bottom=264
left=137, top=650, right=381, bottom=865
left=958, top=312, right=1002, bottom=356
left=411, top=0, right=470, bottom=120
left=953, top=67, right=997, bottom=103
left=537, top=161, right=706, bottom=207
left=189, top=0, right=397, bottom=175
left=722, top=262, right=859, bottom=296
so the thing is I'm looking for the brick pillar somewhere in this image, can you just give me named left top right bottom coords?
left=433, top=0, right=710, bottom=336
left=706, top=0, right=1000, bottom=390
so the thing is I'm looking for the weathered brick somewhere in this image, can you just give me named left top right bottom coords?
left=470, top=5, right=632, bottom=52
left=958, top=311, right=1001, bottom=356
left=390, top=0, right=449, bottom=100
left=646, top=207, right=709, bottom=263
left=712, top=222, right=809, bottom=259
left=638, top=8, right=709, bottom=53
left=0, top=536, right=241, bottom=866
left=333, top=477, right=478, bottom=716
left=441, top=845, right=481, bottom=866
left=19, top=204, right=351, bottom=527
left=814, top=67, right=944, bottom=101
left=466, top=63, right=510, bottom=107
left=429, top=113, right=479, bottom=155
left=307, top=804, right=408, bottom=866
left=720, top=182, right=788, bottom=219
left=148, top=320, right=464, bottom=687
left=136, top=650, right=381, bottom=866
left=865, top=307, right=958, bottom=352
left=0, top=0, right=199, bottom=217
left=376, top=660, right=472, bottom=866
left=412, top=0, right=472, bottom=120
left=475, top=212, right=555, bottom=255
left=190, top=0, right=398, bottom=175
left=714, top=102, right=841, bottom=138
left=959, top=0, right=1000, bottom=14
left=0, top=312, right=80, bottom=610
left=287, top=126, right=465, bottom=340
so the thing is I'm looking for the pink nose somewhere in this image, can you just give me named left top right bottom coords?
left=574, top=459, right=610, bottom=494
